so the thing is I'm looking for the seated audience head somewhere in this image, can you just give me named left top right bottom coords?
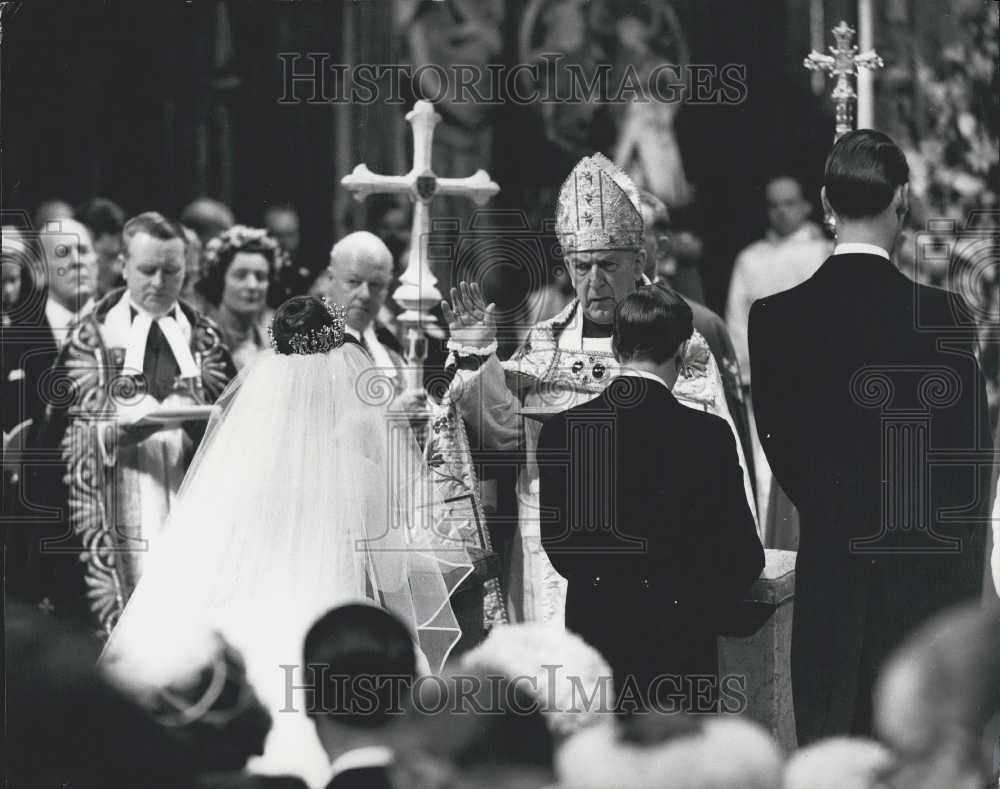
left=821, top=130, right=910, bottom=242
left=121, top=212, right=188, bottom=317
left=557, top=712, right=783, bottom=789
left=613, top=284, right=693, bottom=386
left=764, top=176, right=811, bottom=239
left=148, top=632, right=273, bottom=772
left=409, top=669, right=555, bottom=788
left=874, top=603, right=1000, bottom=789
left=76, top=197, right=127, bottom=295
left=302, top=603, right=418, bottom=757
left=262, top=202, right=301, bottom=258
left=783, top=737, right=894, bottom=789
left=38, top=217, right=98, bottom=311
left=180, top=197, right=235, bottom=247
left=103, top=622, right=276, bottom=781
left=33, top=198, right=74, bottom=229
left=460, top=622, right=614, bottom=740
left=197, top=225, right=285, bottom=318
left=638, top=190, right=675, bottom=283
left=7, top=602, right=196, bottom=788
left=325, top=231, right=393, bottom=334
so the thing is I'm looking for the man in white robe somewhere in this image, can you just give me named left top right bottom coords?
left=436, top=153, right=756, bottom=624
left=725, top=176, right=832, bottom=525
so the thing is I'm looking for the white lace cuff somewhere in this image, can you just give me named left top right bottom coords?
left=447, top=338, right=498, bottom=357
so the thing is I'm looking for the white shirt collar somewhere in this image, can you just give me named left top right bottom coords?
left=327, top=745, right=394, bottom=781
left=833, top=242, right=891, bottom=261
left=45, top=297, right=94, bottom=336
left=618, top=368, right=671, bottom=391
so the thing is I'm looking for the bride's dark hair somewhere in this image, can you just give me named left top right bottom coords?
left=269, top=295, right=348, bottom=356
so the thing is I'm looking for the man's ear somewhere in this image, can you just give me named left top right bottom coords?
left=820, top=187, right=838, bottom=234
left=820, top=186, right=832, bottom=219
left=896, top=183, right=910, bottom=221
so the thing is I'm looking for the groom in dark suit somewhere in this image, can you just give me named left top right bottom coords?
left=539, top=286, right=764, bottom=713
left=749, top=130, right=993, bottom=744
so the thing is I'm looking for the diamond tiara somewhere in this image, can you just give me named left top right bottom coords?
left=268, top=298, right=347, bottom=355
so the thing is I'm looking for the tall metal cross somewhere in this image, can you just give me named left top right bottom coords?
left=804, top=20, right=884, bottom=141
left=341, top=100, right=499, bottom=392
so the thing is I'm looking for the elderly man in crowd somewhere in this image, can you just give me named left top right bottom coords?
left=320, top=231, right=426, bottom=414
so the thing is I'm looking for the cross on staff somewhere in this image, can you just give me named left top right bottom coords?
left=804, top=20, right=884, bottom=141
left=341, top=100, right=499, bottom=392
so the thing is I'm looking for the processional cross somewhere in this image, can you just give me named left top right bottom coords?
left=804, top=20, right=884, bottom=141
left=341, top=100, right=499, bottom=391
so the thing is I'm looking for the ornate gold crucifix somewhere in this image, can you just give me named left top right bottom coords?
left=804, top=20, right=884, bottom=141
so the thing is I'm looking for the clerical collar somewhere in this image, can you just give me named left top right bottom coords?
left=833, top=242, right=891, bottom=261
left=581, top=316, right=613, bottom=338
left=128, top=296, right=179, bottom=322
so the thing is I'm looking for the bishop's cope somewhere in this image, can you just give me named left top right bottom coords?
left=440, top=153, right=758, bottom=623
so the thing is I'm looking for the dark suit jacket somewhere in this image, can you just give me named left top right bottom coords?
left=538, top=376, right=764, bottom=709
left=3, top=306, right=66, bottom=617
left=2, top=308, right=59, bottom=434
left=749, top=253, right=992, bottom=743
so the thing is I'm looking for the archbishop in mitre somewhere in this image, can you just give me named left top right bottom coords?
left=429, top=153, right=757, bottom=625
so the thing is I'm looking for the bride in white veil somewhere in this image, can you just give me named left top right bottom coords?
left=101, top=296, right=472, bottom=782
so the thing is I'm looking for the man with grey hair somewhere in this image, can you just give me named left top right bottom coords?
left=7, top=219, right=99, bottom=432
left=320, top=230, right=425, bottom=414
